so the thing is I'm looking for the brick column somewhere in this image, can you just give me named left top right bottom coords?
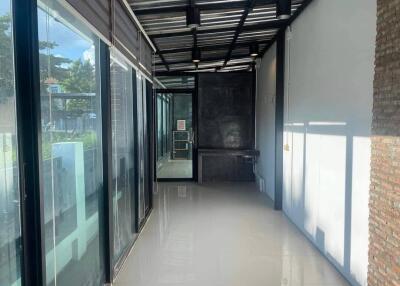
left=368, top=0, right=400, bottom=285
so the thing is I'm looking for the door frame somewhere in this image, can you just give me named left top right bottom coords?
left=155, top=88, right=198, bottom=182
left=14, top=1, right=45, bottom=285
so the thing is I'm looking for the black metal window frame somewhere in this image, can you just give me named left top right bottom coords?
left=14, top=1, right=45, bottom=285
left=108, top=52, right=147, bottom=281
left=12, top=1, right=154, bottom=285
left=100, top=42, right=113, bottom=283
left=145, top=78, right=155, bottom=215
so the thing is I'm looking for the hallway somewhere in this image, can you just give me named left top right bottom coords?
left=2, top=0, right=398, bottom=285
left=114, top=183, right=349, bottom=286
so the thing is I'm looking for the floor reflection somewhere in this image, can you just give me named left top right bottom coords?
left=115, top=182, right=350, bottom=286
left=157, top=160, right=193, bottom=179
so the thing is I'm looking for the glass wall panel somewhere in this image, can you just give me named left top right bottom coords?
left=136, top=75, right=151, bottom=223
left=162, top=97, right=167, bottom=156
left=38, top=1, right=104, bottom=285
left=110, top=50, right=137, bottom=266
left=145, top=79, right=153, bottom=212
left=136, top=73, right=145, bottom=222
left=157, top=96, right=162, bottom=160
left=156, top=93, right=193, bottom=179
left=156, top=94, right=172, bottom=169
left=0, top=1, right=22, bottom=285
left=166, top=99, right=172, bottom=155
left=142, top=78, right=150, bottom=215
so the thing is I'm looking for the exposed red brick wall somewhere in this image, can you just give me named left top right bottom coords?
left=368, top=0, right=400, bottom=285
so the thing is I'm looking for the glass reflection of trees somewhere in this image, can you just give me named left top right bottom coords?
left=38, top=3, right=103, bottom=286
left=0, top=5, right=22, bottom=286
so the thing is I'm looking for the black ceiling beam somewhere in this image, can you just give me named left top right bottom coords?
left=206, top=61, right=255, bottom=70
left=199, top=61, right=255, bottom=70
left=192, top=28, right=199, bottom=67
left=155, top=71, right=195, bottom=76
left=193, top=29, right=198, bottom=49
left=158, top=40, right=271, bottom=55
left=260, top=0, right=314, bottom=57
left=155, top=61, right=254, bottom=74
left=155, top=53, right=251, bottom=66
left=132, top=0, right=276, bottom=15
left=133, top=5, right=187, bottom=15
left=150, top=20, right=287, bottom=39
left=223, top=0, right=257, bottom=67
left=149, top=35, right=170, bottom=72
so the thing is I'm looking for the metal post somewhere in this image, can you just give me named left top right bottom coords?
left=274, top=30, right=285, bottom=211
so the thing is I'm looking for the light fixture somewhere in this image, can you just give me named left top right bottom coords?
left=192, top=48, right=201, bottom=63
left=277, top=0, right=291, bottom=20
left=250, top=44, right=259, bottom=57
left=187, top=6, right=200, bottom=28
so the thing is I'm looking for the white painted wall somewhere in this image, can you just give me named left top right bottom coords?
left=255, top=43, right=276, bottom=200
left=281, top=0, right=376, bottom=285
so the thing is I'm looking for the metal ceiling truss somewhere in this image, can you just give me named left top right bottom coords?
left=132, top=0, right=277, bottom=15
left=129, top=0, right=310, bottom=73
left=148, top=21, right=286, bottom=39
left=222, top=0, right=257, bottom=68
left=151, top=40, right=170, bottom=72
left=159, top=40, right=271, bottom=55
left=155, top=53, right=252, bottom=66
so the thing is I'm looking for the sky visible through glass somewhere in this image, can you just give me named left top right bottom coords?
left=0, top=2, right=9, bottom=15
left=37, top=7, right=94, bottom=65
left=0, top=2, right=93, bottom=64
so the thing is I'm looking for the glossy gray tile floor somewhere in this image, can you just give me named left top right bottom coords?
left=115, top=182, right=350, bottom=286
left=157, top=160, right=193, bottom=179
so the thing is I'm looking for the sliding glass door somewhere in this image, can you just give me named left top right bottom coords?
left=110, top=49, right=137, bottom=271
left=157, top=96, right=162, bottom=161
left=156, top=92, right=194, bottom=180
left=135, top=73, right=145, bottom=225
left=0, top=1, right=22, bottom=285
left=37, top=1, right=105, bottom=285
left=156, top=94, right=171, bottom=168
left=136, top=74, right=153, bottom=227
left=0, top=2, right=155, bottom=285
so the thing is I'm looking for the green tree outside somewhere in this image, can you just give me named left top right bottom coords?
left=62, top=59, right=95, bottom=93
left=0, top=14, right=14, bottom=101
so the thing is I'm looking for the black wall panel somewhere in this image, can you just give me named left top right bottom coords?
left=202, top=156, right=255, bottom=182
left=198, top=73, right=254, bottom=149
